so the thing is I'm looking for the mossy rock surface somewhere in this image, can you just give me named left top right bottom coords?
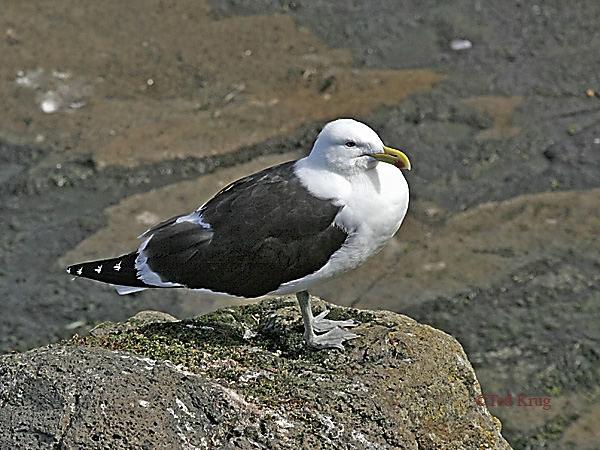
left=0, top=296, right=511, bottom=449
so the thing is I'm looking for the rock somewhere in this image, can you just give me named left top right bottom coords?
left=0, top=296, right=511, bottom=449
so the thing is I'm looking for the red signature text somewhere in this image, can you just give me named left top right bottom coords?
left=476, top=394, right=551, bottom=410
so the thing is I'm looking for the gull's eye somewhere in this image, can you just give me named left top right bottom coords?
left=345, top=141, right=356, bottom=148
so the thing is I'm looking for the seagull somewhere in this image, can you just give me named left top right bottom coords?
left=67, top=119, right=411, bottom=350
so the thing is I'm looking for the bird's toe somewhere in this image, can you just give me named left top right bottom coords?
left=305, top=326, right=360, bottom=350
left=312, top=309, right=360, bottom=333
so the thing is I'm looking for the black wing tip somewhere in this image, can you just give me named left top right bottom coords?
left=66, top=264, right=81, bottom=276
left=64, top=253, right=149, bottom=289
left=65, top=260, right=111, bottom=279
left=66, top=264, right=87, bottom=277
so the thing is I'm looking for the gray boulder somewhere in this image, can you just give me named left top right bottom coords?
left=0, top=296, right=511, bottom=449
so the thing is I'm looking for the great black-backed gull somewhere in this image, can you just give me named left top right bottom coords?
left=67, top=119, right=411, bottom=350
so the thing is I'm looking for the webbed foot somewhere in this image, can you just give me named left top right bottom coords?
left=312, top=309, right=359, bottom=333
left=304, top=326, right=360, bottom=351
left=296, top=290, right=360, bottom=351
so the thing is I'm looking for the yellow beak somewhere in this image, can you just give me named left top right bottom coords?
left=369, top=146, right=411, bottom=170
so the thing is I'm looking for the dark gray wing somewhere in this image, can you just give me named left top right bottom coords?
left=141, top=161, right=347, bottom=297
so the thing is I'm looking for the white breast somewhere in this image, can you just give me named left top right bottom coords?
left=271, top=159, right=409, bottom=294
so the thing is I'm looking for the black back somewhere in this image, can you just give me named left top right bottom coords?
left=142, top=161, right=347, bottom=297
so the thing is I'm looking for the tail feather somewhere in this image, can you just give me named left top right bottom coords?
left=66, top=252, right=151, bottom=290
left=114, top=284, right=149, bottom=295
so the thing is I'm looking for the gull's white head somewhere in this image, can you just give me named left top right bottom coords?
left=307, top=119, right=411, bottom=174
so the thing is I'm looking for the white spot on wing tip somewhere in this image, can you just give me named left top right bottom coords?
left=77, top=267, right=83, bottom=275
left=113, top=261, right=122, bottom=271
left=95, top=264, right=102, bottom=273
